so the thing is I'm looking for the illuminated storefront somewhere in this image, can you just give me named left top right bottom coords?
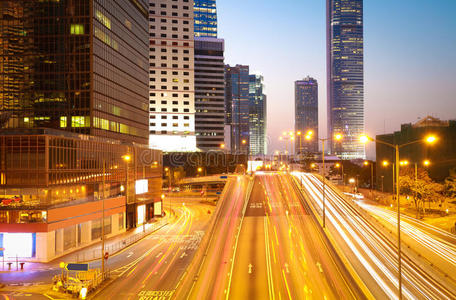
left=0, top=129, right=162, bottom=262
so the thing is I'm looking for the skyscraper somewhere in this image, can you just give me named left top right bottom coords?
left=249, top=74, right=267, bottom=156
left=225, top=65, right=267, bottom=155
left=0, top=0, right=163, bottom=262
left=194, top=0, right=218, bottom=38
left=0, top=0, right=150, bottom=144
left=194, top=38, right=225, bottom=151
left=148, top=0, right=197, bottom=152
left=225, top=65, right=250, bottom=154
left=327, top=0, right=364, bottom=159
left=295, top=77, right=318, bottom=153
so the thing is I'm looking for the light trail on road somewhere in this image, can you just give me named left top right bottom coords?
left=294, top=172, right=456, bottom=299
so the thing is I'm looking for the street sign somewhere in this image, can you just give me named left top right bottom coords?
left=66, top=263, right=89, bottom=271
left=220, top=175, right=228, bottom=179
left=104, top=252, right=109, bottom=260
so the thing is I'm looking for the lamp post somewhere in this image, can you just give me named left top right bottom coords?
left=220, top=143, right=228, bottom=174
left=307, top=132, right=342, bottom=228
left=360, top=134, right=437, bottom=299
left=335, top=162, right=344, bottom=187
left=363, top=161, right=374, bottom=198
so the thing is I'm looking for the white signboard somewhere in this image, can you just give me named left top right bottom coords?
left=135, top=179, right=148, bottom=195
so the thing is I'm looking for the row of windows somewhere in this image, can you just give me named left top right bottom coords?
left=149, top=85, right=191, bottom=91
left=151, top=115, right=190, bottom=120
left=150, top=78, right=190, bottom=83
left=150, top=33, right=191, bottom=39
left=150, top=108, right=190, bottom=112
left=149, top=10, right=190, bottom=19
left=150, top=2, right=190, bottom=9
left=150, top=40, right=191, bottom=47
left=150, top=26, right=189, bottom=32
left=150, top=123, right=190, bottom=127
left=151, top=48, right=190, bottom=54
left=149, top=56, right=190, bottom=61
left=150, top=130, right=192, bottom=135
left=150, top=71, right=190, bottom=76
left=150, top=100, right=190, bottom=105
left=149, top=63, right=191, bottom=68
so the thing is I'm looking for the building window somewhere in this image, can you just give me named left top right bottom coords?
left=70, top=24, right=84, bottom=35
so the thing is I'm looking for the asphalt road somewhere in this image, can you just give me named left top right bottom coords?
left=93, top=197, right=214, bottom=300
left=175, top=173, right=363, bottom=299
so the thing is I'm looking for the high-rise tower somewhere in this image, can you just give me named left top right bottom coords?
left=148, top=0, right=197, bottom=152
left=249, top=74, right=267, bottom=156
left=295, top=77, right=318, bottom=153
left=327, top=0, right=364, bottom=159
left=194, top=0, right=217, bottom=38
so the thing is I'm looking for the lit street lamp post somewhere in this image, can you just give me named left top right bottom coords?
left=307, top=132, right=342, bottom=228
left=363, top=161, right=374, bottom=198
left=360, top=134, right=437, bottom=299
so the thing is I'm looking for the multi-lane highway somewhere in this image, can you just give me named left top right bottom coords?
left=94, top=197, right=214, bottom=299
left=175, top=172, right=365, bottom=299
left=295, top=172, right=456, bottom=299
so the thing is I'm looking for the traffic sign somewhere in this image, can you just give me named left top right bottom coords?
left=66, top=263, right=89, bottom=271
left=220, top=175, right=228, bottom=179
left=104, top=252, right=109, bottom=260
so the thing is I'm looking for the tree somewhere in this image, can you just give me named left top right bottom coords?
left=443, top=176, right=456, bottom=198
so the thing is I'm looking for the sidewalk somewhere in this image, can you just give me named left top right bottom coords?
left=0, top=214, right=172, bottom=277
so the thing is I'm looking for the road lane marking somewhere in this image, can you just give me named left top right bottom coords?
left=127, top=251, right=133, bottom=258
left=316, top=262, right=323, bottom=273
left=264, top=217, right=276, bottom=300
left=156, top=252, right=163, bottom=258
left=248, top=263, right=253, bottom=274
left=180, top=252, right=187, bottom=259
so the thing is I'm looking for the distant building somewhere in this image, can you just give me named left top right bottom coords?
left=327, top=0, right=364, bottom=159
left=295, top=77, right=318, bottom=154
left=148, top=0, right=197, bottom=152
left=194, top=37, right=225, bottom=151
left=225, top=65, right=250, bottom=154
left=376, top=116, right=456, bottom=192
left=194, top=0, right=218, bottom=38
left=249, top=74, right=267, bottom=156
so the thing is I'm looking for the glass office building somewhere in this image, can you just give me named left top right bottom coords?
left=327, top=0, right=364, bottom=159
left=225, top=65, right=250, bottom=154
left=0, top=0, right=161, bottom=262
left=249, top=74, right=267, bottom=156
left=0, top=0, right=150, bottom=144
left=295, top=77, right=318, bottom=153
left=194, top=0, right=218, bottom=37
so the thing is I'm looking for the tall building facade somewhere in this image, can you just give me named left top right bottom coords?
left=194, top=38, right=225, bottom=151
left=0, top=0, right=163, bottom=262
left=327, top=0, right=364, bottom=159
left=225, top=65, right=267, bottom=155
left=295, top=77, right=318, bottom=153
left=249, top=74, right=267, bottom=156
left=194, top=0, right=217, bottom=38
left=225, top=65, right=250, bottom=154
left=148, top=0, right=197, bottom=152
left=0, top=0, right=150, bottom=145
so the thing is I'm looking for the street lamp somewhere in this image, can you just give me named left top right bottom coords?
left=335, top=162, right=344, bottom=187
left=360, top=133, right=437, bottom=299
left=363, top=161, right=374, bottom=198
left=307, top=133, right=343, bottom=228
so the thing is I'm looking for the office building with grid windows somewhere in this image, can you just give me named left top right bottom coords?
left=327, top=0, right=365, bottom=159
left=148, top=0, right=197, bottom=152
left=0, top=0, right=162, bottom=262
left=295, top=77, right=319, bottom=154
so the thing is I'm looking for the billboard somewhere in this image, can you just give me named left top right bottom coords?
left=135, top=179, right=148, bottom=195
left=154, top=201, right=162, bottom=216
